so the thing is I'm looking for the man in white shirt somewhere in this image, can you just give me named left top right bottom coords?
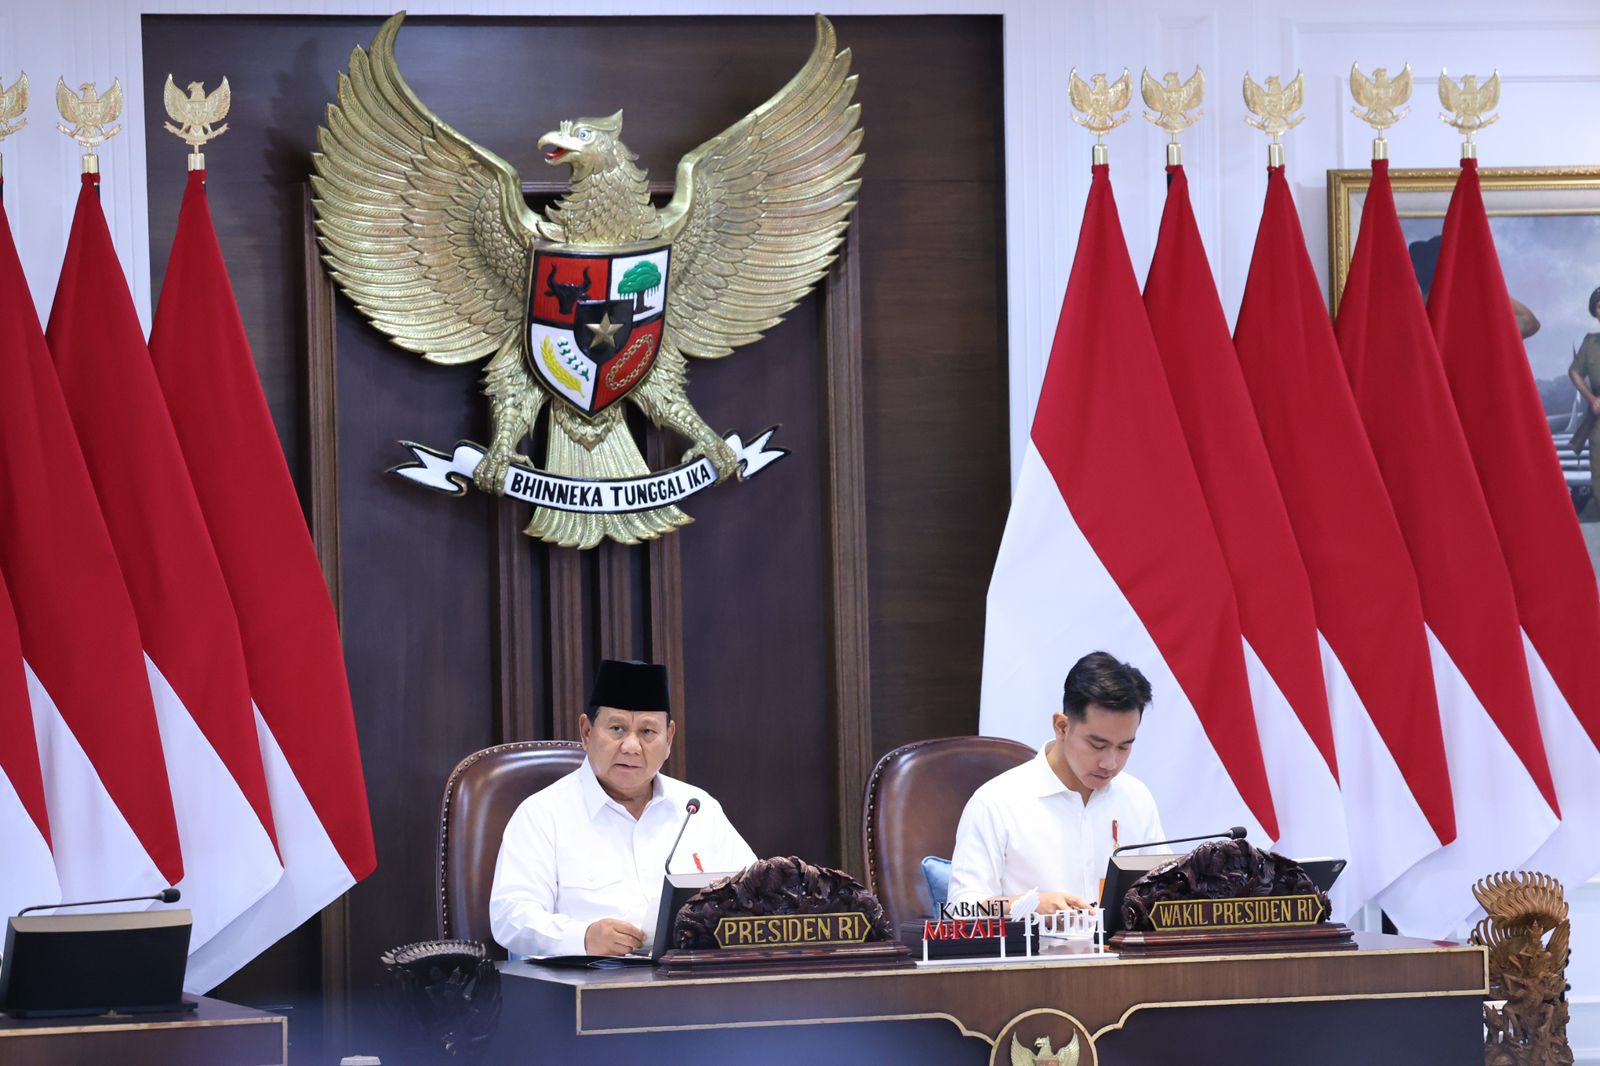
left=489, top=659, right=757, bottom=957
left=949, top=651, right=1165, bottom=914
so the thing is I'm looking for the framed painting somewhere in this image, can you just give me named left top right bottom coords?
left=1328, top=166, right=1600, bottom=545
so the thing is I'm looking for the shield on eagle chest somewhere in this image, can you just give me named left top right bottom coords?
left=527, top=245, right=670, bottom=417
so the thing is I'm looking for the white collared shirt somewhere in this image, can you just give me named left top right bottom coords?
left=947, top=747, right=1165, bottom=906
left=488, top=758, right=756, bottom=956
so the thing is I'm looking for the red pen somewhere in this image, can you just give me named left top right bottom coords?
left=1112, top=820, right=1119, bottom=849
left=693, top=852, right=704, bottom=872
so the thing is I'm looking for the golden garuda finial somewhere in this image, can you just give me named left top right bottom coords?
left=1350, top=63, right=1412, bottom=158
left=0, top=72, right=27, bottom=180
left=1242, top=71, right=1304, bottom=165
left=0, top=72, right=27, bottom=145
left=1141, top=67, right=1203, bottom=164
left=162, top=75, right=231, bottom=170
left=55, top=77, right=122, bottom=172
left=1350, top=64, right=1413, bottom=131
left=1069, top=68, right=1131, bottom=162
left=1438, top=68, right=1499, bottom=158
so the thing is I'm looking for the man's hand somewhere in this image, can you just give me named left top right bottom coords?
left=1588, top=394, right=1600, bottom=416
left=1034, top=891, right=1096, bottom=914
left=584, top=918, right=646, bottom=956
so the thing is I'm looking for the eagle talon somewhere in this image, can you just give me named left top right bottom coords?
left=472, top=446, right=520, bottom=495
left=682, top=439, right=739, bottom=483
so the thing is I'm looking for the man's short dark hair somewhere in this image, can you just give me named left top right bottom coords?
left=1062, top=652, right=1152, bottom=720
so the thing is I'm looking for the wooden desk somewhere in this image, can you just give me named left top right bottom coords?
left=487, top=932, right=1487, bottom=1065
left=0, top=995, right=286, bottom=1066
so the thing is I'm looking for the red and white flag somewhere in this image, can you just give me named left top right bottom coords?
left=1143, top=165, right=1349, bottom=885
left=148, top=169, right=376, bottom=991
left=44, top=172, right=283, bottom=957
left=1336, top=158, right=1556, bottom=934
left=981, top=161, right=1278, bottom=843
left=0, top=190, right=181, bottom=907
left=0, top=567, right=58, bottom=920
left=1232, top=165, right=1454, bottom=910
left=1429, top=157, right=1600, bottom=890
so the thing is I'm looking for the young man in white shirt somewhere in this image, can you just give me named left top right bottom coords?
left=948, top=651, right=1165, bottom=914
left=489, top=659, right=757, bottom=957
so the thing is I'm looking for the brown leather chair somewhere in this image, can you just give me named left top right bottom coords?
left=436, top=740, right=585, bottom=955
left=860, top=736, right=1035, bottom=927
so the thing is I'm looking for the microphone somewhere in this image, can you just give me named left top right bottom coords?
left=1112, top=826, right=1246, bottom=857
left=664, top=797, right=701, bottom=873
left=17, top=887, right=181, bottom=917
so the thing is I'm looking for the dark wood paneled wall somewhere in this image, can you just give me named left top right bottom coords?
left=142, top=14, right=1006, bottom=1061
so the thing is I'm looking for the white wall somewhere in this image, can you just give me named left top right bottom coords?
left=4, top=0, right=1599, bottom=1055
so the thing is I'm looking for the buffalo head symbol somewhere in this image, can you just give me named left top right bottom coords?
left=545, top=265, right=592, bottom=315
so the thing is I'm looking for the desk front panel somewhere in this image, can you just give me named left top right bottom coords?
left=491, top=933, right=1487, bottom=1065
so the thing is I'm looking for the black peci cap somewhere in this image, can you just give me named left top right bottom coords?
left=588, top=659, right=672, bottom=717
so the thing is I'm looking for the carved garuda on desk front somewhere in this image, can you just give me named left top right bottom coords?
left=312, top=13, right=862, bottom=547
left=1473, top=871, right=1573, bottom=1066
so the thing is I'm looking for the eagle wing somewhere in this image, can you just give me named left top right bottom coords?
left=1179, top=67, right=1204, bottom=110
left=1282, top=72, right=1305, bottom=115
left=1478, top=71, right=1502, bottom=112
left=206, top=76, right=232, bottom=125
left=1391, top=65, right=1413, bottom=107
left=1069, top=69, right=1094, bottom=117
left=655, top=13, right=862, bottom=360
left=1139, top=69, right=1164, bottom=112
left=162, top=76, right=188, bottom=123
left=54, top=77, right=78, bottom=125
left=1, top=73, right=25, bottom=117
left=93, top=79, right=123, bottom=127
left=1061, top=1033, right=1082, bottom=1066
left=1350, top=63, right=1374, bottom=105
left=1242, top=74, right=1265, bottom=117
left=312, top=12, right=538, bottom=366
left=1108, top=70, right=1132, bottom=112
left=1009, top=1034, right=1036, bottom=1066
left=1438, top=71, right=1463, bottom=114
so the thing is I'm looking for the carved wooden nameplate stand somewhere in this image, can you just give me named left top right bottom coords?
left=1109, top=840, right=1355, bottom=958
left=656, top=856, right=913, bottom=976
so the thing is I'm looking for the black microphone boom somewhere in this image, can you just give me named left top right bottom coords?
left=664, top=797, right=702, bottom=873
left=1111, top=826, right=1246, bottom=857
left=17, top=887, right=181, bottom=917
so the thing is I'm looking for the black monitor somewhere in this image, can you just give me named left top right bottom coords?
left=1098, top=854, right=1168, bottom=935
left=0, top=909, right=193, bottom=1018
left=1098, top=855, right=1348, bottom=935
left=648, top=871, right=730, bottom=959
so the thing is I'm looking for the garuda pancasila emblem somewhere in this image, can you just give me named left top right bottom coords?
left=1010, top=1032, right=1081, bottom=1066
left=312, top=13, right=862, bottom=547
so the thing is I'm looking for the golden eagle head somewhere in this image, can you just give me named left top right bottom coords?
left=536, top=110, right=634, bottom=180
